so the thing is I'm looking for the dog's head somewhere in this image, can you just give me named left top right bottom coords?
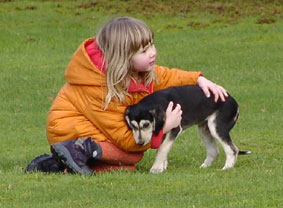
left=125, top=104, right=166, bottom=146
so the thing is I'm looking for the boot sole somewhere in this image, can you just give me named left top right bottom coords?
left=26, top=154, right=64, bottom=173
left=51, top=143, right=94, bottom=175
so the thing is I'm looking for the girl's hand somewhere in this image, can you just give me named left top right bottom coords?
left=163, top=102, right=182, bottom=134
left=197, top=76, right=228, bottom=102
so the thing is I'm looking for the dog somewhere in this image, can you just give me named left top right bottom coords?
left=125, top=85, right=250, bottom=173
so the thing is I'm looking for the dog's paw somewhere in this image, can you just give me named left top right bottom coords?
left=222, top=155, right=237, bottom=170
left=150, top=160, right=168, bottom=174
left=221, top=163, right=235, bottom=170
left=200, top=163, right=210, bottom=168
left=222, top=165, right=233, bottom=170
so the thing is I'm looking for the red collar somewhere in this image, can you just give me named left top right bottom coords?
left=86, top=40, right=153, bottom=93
left=128, top=80, right=153, bottom=93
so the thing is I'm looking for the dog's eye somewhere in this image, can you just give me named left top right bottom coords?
left=129, top=121, right=139, bottom=131
left=143, top=123, right=149, bottom=128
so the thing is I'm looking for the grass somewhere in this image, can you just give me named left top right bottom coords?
left=0, top=0, right=282, bottom=207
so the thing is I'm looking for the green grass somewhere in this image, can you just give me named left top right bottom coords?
left=0, top=0, right=282, bottom=207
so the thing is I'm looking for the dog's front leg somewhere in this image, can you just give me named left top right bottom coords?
left=150, top=132, right=175, bottom=174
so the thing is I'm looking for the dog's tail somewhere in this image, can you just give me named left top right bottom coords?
left=238, top=150, right=251, bottom=155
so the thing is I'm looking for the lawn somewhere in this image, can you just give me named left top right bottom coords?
left=0, top=0, right=282, bottom=207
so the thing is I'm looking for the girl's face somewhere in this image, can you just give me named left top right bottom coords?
left=131, top=43, right=157, bottom=73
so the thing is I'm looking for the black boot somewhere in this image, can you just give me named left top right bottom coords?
left=50, top=137, right=102, bottom=175
left=26, top=154, right=65, bottom=173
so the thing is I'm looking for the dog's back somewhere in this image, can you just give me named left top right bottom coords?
left=137, top=85, right=238, bottom=128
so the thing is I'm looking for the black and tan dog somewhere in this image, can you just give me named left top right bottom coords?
left=125, top=85, right=250, bottom=173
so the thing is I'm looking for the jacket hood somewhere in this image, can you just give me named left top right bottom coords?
left=65, top=38, right=152, bottom=93
left=65, top=38, right=106, bottom=86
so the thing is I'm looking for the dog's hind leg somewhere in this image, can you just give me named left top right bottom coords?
left=218, top=135, right=239, bottom=170
left=150, top=129, right=180, bottom=174
left=207, top=113, right=239, bottom=170
left=198, top=122, right=219, bottom=168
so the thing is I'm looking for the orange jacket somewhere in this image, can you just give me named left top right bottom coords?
left=46, top=38, right=202, bottom=152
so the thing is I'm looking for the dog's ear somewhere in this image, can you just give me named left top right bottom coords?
left=150, top=106, right=166, bottom=135
left=125, top=107, right=132, bottom=128
left=125, top=107, right=130, bottom=117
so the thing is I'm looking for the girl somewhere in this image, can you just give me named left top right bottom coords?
left=27, top=17, right=227, bottom=175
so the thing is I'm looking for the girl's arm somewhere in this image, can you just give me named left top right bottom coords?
left=154, top=65, right=228, bottom=102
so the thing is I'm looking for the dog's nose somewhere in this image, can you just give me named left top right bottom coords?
left=138, top=141, right=144, bottom=146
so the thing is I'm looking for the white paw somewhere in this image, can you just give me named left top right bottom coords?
left=200, top=163, right=209, bottom=168
left=222, top=165, right=234, bottom=170
left=222, top=157, right=237, bottom=170
left=150, top=160, right=168, bottom=174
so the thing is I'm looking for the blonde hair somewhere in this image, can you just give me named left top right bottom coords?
left=96, top=17, right=156, bottom=109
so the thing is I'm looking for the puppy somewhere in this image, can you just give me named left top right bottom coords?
left=125, top=85, right=250, bottom=173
